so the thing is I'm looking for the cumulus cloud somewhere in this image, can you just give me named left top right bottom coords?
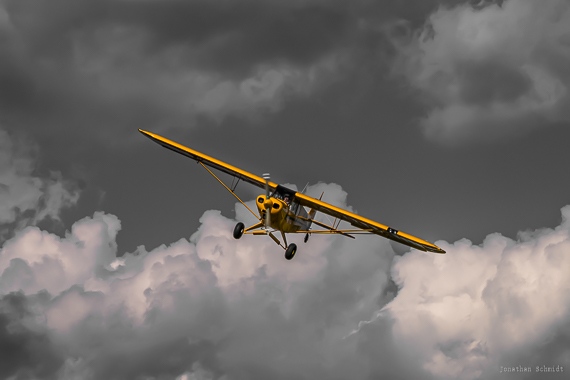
left=1, top=174, right=570, bottom=379
left=0, top=128, right=79, bottom=232
left=391, top=0, right=570, bottom=143
left=350, top=206, right=570, bottom=379
left=0, top=183, right=398, bottom=379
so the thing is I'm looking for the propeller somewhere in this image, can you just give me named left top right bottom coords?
left=262, top=173, right=271, bottom=231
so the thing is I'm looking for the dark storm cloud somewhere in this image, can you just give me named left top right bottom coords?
left=0, top=0, right=364, bottom=139
left=0, top=292, right=62, bottom=379
left=457, top=60, right=532, bottom=106
left=0, top=0, right=454, bottom=142
left=0, top=54, right=36, bottom=111
left=6, top=0, right=352, bottom=73
left=115, top=0, right=352, bottom=74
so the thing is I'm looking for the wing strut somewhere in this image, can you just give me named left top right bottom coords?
left=198, top=162, right=260, bottom=220
left=231, top=176, right=241, bottom=192
left=296, top=214, right=362, bottom=239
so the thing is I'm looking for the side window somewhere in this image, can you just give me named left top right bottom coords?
left=290, top=202, right=299, bottom=214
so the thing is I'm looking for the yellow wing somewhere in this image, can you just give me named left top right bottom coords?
left=295, top=193, right=446, bottom=253
left=139, top=129, right=277, bottom=191
left=140, top=128, right=445, bottom=254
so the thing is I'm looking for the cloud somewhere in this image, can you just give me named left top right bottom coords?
left=0, top=212, right=119, bottom=295
left=72, top=23, right=341, bottom=124
left=2, top=116, right=570, bottom=378
left=0, top=128, right=79, bottom=232
left=0, top=0, right=349, bottom=130
left=1, top=176, right=570, bottom=378
left=2, top=129, right=570, bottom=379
left=378, top=205, right=570, bottom=379
left=0, top=181, right=399, bottom=379
left=390, top=0, right=570, bottom=143
left=0, top=291, right=64, bottom=379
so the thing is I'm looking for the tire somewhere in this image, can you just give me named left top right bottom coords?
left=284, top=243, right=297, bottom=260
left=233, top=222, right=245, bottom=239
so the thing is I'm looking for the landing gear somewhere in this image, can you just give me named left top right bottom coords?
left=285, top=243, right=297, bottom=260
left=233, top=222, right=245, bottom=239
left=304, top=233, right=309, bottom=243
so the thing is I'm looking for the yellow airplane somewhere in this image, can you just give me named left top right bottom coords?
left=139, top=129, right=446, bottom=259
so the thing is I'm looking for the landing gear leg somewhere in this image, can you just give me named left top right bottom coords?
left=304, top=233, right=309, bottom=243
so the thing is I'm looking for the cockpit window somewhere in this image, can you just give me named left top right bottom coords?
left=271, top=185, right=296, bottom=205
left=271, top=191, right=284, bottom=200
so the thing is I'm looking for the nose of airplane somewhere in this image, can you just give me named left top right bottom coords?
left=263, top=197, right=273, bottom=210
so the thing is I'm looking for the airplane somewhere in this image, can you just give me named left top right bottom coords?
left=139, top=129, right=446, bottom=260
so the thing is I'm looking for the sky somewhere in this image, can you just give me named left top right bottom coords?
left=0, top=0, right=569, bottom=379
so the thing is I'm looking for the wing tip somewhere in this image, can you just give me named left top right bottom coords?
left=427, top=246, right=446, bottom=254
left=139, top=129, right=161, bottom=144
left=138, top=128, right=152, bottom=137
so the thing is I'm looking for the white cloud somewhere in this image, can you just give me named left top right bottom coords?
left=391, top=0, right=570, bottom=143
left=382, top=205, right=570, bottom=379
left=0, top=182, right=396, bottom=379
left=0, top=212, right=119, bottom=295
left=2, top=177, right=570, bottom=378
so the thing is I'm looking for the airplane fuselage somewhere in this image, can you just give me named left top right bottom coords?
left=255, top=194, right=310, bottom=233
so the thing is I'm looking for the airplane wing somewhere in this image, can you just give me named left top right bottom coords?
left=140, top=128, right=445, bottom=254
left=139, top=129, right=278, bottom=192
left=295, top=193, right=446, bottom=253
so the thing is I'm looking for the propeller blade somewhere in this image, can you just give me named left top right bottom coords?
left=262, top=173, right=271, bottom=230
left=265, top=205, right=271, bottom=230
left=262, top=173, right=270, bottom=198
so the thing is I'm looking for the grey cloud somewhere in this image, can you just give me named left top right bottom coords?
left=0, top=0, right=450, bottom=142
left=6, top=0, right=351, bottom=71
left=0, top=0, right=359, bottom=136
left=0, top=291, right=63, bottom=379
left=0, top=128, right=79, bottom=239
left=113, top=0, right=352, bottom=74
left=457, top=60, right=532, bottom=106
left=390, top=0, right=570, bottom=144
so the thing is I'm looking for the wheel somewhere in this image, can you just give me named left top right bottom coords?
left=284, top=243, right=297, bottom=260
left=233, top=222, right=245, bottom=239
